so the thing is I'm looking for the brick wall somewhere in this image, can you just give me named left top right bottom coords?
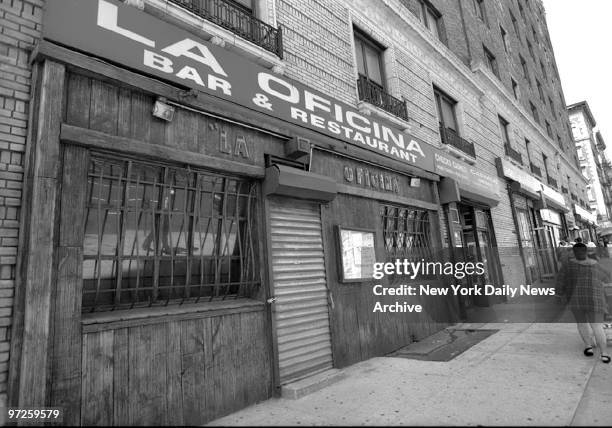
left=0, top=0, right=42, bottom=416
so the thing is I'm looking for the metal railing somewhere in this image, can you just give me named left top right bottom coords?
left=357, top=74, right=408, bottom=121
left=439, top=126, right=476, bottom=158
left=168, top=0, right=283, bottom=58
left=547, top=175, right=558, bottom=188
left=530, top=163, right=542, bottom=177
left=504, top=144, right=523, bottom=164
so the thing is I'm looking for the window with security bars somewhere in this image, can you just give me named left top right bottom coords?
left=82, top=156, right=259, bottom=312
left=381, top=204, right=433, bottom=262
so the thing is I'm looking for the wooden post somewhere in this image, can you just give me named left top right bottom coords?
left=17, top=60, right=65, bottom=408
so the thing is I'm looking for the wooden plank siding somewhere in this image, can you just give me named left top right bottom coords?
left=23, top=68, right=277, bottom=425
left=79, top=311, right=271, bottom=425
left=63, top=72, right=284, bottom=171
left=322, top=193, right=454, bottom=368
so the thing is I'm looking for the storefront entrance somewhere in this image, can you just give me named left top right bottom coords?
left=451, top=203, right=503, bottom=308
left=268, top=197, right=334, bottom=384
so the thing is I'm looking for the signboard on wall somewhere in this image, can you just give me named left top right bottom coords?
left=497, top=158, right=568, bottom=211
left=43, top=0, right=436, bottom=172
left=433, top=151, right=500, bottom=204
left=336, top=227, right=376, bottom=282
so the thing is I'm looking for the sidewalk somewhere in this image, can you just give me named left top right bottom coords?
left=207, top=322, right=612, bottom=426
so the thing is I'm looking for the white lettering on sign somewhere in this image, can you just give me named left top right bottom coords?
left=97, top=0, right=155, bottom=47
left=84, top=0, right=432, bottom=167
left=143, top=50, right=232, bottom=96
left=98, top=0, right=228, bottom=78
left=161, top=39, right=228, bottom=77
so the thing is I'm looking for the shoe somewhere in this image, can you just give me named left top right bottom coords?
left=583, top=347, right=594, bottom=357
left=602, top=355, right=611, bottom=364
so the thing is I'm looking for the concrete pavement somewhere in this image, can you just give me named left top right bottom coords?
left=207, top=322, right=612, bottom=426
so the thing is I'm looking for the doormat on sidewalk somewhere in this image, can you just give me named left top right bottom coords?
left=387, top=329, right=499, bottom=362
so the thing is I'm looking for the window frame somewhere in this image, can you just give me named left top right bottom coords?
left=511, top=78, right=519, bottom=100
left=520, top=55, right=530, bottom=84
left=418, top=0, right=443, bottom=40
left=434, top=87, right=459, bottom=133
left=483, top=44, right=499, bottom=78
left=498, top=115, right=511, bottom=146
left=500, top=25, right=509, bottom=52
left=81, top=154, right=261, bottom=312
left=529, top=101, right=539, bottom=124
left=474, top=0, right=488, bottom=25
left=353, top=27, right=386, bottom=89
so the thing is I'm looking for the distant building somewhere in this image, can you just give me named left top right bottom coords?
left=568, top=101, right=610, bottom=235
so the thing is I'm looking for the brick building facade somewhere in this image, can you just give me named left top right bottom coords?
left=0, top=0, right=43, bottom=416
left=1, top=0, right=591, bottom=424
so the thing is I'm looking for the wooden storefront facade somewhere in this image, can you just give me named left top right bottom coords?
left=8, top=0, right=471, bottom=425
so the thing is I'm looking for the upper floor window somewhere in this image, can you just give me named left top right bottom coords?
left=510, top=10, right=520, bottom=37
left=354, top=29, right=385, bottom=88
left=545, top=120, right=553, bottom=138
left=511, top=78, right=519, bottom=100
left=527, top=39, right=535, bottom=59
left=483, top=45, right=499, bottom=78
left=530, top=101, right=539, bottom=124
left=474, top=0, right=487, bottom=25
left=434, top=87, right=458, bottom=132
left=548, top=96, right=554, bottom=112
left=498, top=115, right=511, bottom=146
left=520, top=55, right=530, bottom=85
left=518, top=0, right=525, bottom=19
left=532, top=26, right=538, bottom=44
left=500, top=25, right=509, bottom=52
left=536, top=79, right=545, bottom=102
left=540, top=60, right=547, bottom=79
left=418, top=0, right=443, bottom=40
left=354, top=28, right=408, bottom=121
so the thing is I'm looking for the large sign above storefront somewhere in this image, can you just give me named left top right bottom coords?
left=43, top=0, right=436, bottom=172
left=574, top=204, right=597, bottom=225
left=497, top=158, right=568, bottom=212
left=434, top=151, right=500, bottom=205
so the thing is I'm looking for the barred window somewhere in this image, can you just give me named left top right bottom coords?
left=82, top=156, right=259, bottom=312
left=381, top=204, right=433, bottom=262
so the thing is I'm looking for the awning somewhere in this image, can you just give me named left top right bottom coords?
left=438, top=177, right=499, bottom=207
left=598, top=227, right=612, bottom=237
left=263, top=164, right=337, bottom=202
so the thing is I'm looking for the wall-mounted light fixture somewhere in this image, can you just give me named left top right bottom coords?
left=152, top=97, right=175, bottom=122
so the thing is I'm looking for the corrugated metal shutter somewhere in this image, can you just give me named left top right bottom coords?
left=269, top=197, right=333, bottom=384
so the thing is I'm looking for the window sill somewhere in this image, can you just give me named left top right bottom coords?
left=356, top=101, right=411, bottom=131
left=143, top=0, right=285, bottom=73
left=82, top=298, right=265, bottom=333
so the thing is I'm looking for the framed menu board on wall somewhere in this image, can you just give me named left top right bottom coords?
left=336, top=226, right=376, bottom=282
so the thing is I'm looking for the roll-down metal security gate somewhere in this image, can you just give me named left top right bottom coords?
left=269, top=197, right=333, bottom=384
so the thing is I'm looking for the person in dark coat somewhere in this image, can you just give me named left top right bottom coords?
left=556, top=243, right=610, bottom=363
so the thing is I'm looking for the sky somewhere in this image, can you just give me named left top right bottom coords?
left=543, top=0, right=612, bottom=157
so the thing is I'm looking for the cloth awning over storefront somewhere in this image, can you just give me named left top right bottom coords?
left=573, top=204, right=598, bottom=225
left=598, top=227, right=612, bottom=237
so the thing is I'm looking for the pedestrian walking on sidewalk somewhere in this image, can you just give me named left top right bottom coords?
left=556, top=243, right=611, bottom=364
